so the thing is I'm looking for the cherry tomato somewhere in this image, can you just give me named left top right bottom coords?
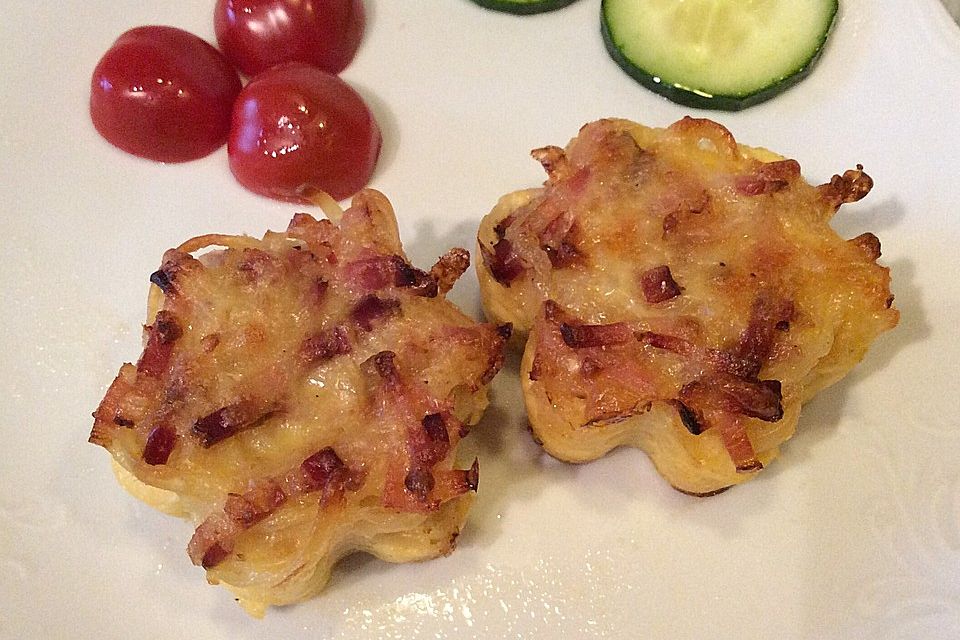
left=214, top=0, right=365, bottom=77
left=228, top=63, right=381, bottom=202
left=90, top=26, right=242, bottom=163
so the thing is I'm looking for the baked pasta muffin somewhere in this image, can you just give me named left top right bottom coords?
left=91, top=190, right=510, bottom=615
left=477, top=117, right=898, bottom=495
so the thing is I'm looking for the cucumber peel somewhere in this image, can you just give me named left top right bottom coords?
left=470, top=0, right=580, bottom=15
left=601, top=0, right=839, bottom=110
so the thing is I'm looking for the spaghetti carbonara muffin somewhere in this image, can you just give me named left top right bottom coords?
left=477, top=117, right=898, bottom=496
left=91, top=190, right=510, bottom=615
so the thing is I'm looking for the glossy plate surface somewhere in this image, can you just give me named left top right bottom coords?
left=2, top=1, right=959, bottom=637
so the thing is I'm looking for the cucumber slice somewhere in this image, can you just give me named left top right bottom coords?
left=601, top=0, right=839, bottom=110
left=470, top=0, right=579, bottom=15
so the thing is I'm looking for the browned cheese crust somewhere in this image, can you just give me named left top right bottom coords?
left=91, top=189, right=510, bottom=615
left=476, top=117, right=898, bottom=495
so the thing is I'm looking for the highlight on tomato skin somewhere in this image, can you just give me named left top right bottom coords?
left=214, top=0, right=365, bottom=77
left=89, top=26, right=242, bottom=163
left=227, top=63, right=382, bottom=203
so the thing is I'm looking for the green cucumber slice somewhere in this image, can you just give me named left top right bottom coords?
left=601, top=0, right=839, bottom=110
left=470, top=0, right=579, bottom=15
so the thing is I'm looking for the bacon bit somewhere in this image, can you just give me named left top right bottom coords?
left=410, top=419, right=452, bottom=469
left=149, top=268, right=175, bottom=294
left=818, top=165, right=873, bottom=208
left=466, top=459, right=480, bottom=492
left=559, top=321, right=633, bottom=349
left=536, top=198, right=580, bottom=270
left=364, top=350, right=401, bottom=388
left=529, top=354, right=543, bottom=381
left=636, top=330, right=694, bottom=355
left=639, top=265, right=682, bottom=303
left=200, top=333, right=220, bottom=353
left=191, top=412, right=231, bottom=446
left=662, top=212, right=679, bottom=233
left=430, top=248, right=470, bottom=295
left=300, top=447, right=356, bottom=503
left=735, top=292, right=795, bottom=377
left=372, top=350, right=398, bottom=378
left=581, top=402, right=652, bottom=428
left=431, top=460, right=479, bottom=500
left=286, top=212, right=337, bottom=251
left=394, top=462, right=480, bottom=512
left=113, top=415, right=134, bottom=427
left=300, top=325, right=351, bottom=364
left=351, top=294, right=401, bottom=331
left=675, top=402, right=702, bottom=435
left=223, top=481, right=285, bottom=527
left=714, top=375, right=783, bottom=422
left=680, top=381, right=762, bottom=471
left=200, top=543, right=230, bottom=569
left=90, top=365, right=138, bottom=446
left=660, top=187, right=711, bottom=237
left=344, top=252, right=438, bottom=296
left=421, top=413, right=450, bottom=444
left=192, top=400, right=276, bottom=448
left=404, top=468, right=436, bottom=501
left=493, top=214, right=516, bottom=240
left=760, top=159, right=801, bottom=181
left=345, top=254, right=397, bottom=291
left=189, top=517, right=235, bottom=569
left=707, top=351, right=759, bottom=379
left=236, top=248, right=280, bottom=284
left=637, top=331, right=756, bottom=379
left=544, top=241, right=580, bottom=269
left=849, top=232, right=882, bottom=261
left=718, top=419, right=763, bottom=473
left=734, top=178, right=766, bottom=197
left=480, top=238, right=525, bottom=285
left=477, top=323, right=509, bottom=383
left=301, top=448, right=345, bottom=486
left=531, top=145, right=568, bottom=181
left=154, top=312, right=182, bottom=344
left=735, top=159, right=801, bottom=196
left=392, top=256, right=438, bottom=297
left=580, top=356, right=602, bottom=378
left=149, top=250, right=199, bottom=296
left=568, top=124, right=647, bottom=185
left=680, top=374, right=783, bottom=424
left=312, top=277, right=329, bottom=302
left=543, top=299, right=565, bottom=323
left=137, top=311, right=182, bottom=378
left=142, top=424, right=176, bottom=465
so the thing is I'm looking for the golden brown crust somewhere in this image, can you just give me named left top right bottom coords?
left=478, top=117, right=898, bottom=494
left=91, top=190, right=509, bottom=615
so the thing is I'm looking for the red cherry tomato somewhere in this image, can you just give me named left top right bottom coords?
left=90, top=26, right=242, bottom=163
left=228, top=63, right=381, bottom=202
left=214, top=0, right=364, bottom=77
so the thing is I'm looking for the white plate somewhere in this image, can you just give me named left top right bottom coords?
left=2, top=1, right=959, bottom=638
